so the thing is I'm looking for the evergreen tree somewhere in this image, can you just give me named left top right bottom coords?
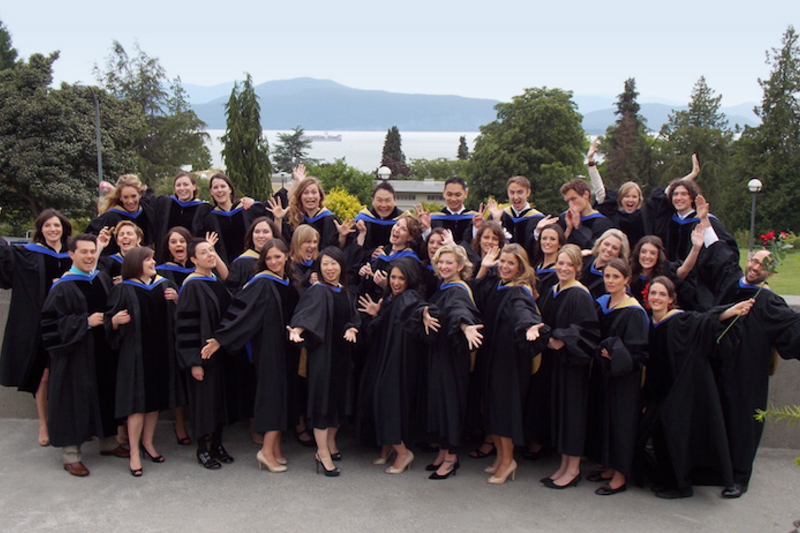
left=660, top=76, right=733, bottom=210
left=221, top=73, right=272, bottom=200
left=0, top=19, right=18, bottom=71
left=273, top=126, right=317, bottom=172
left=94, top=41, right=210, bottom=180
left=726, top=26, right=800, bottom=233
left=601, top=78, right=655, bottom=190
left=469, top=87, right=586, bottom=214
left=380, top=126, right=410, bottom=177
left=457, top=135, right=469, bottom=160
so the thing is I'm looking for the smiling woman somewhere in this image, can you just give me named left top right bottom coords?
left=86, top=175, right=156, bottom=256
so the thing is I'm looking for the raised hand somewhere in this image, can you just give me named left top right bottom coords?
left=486, top=198, right=502, bottom=221
left=473, top=203, right=485, bottom=230
left=526, top=323, right=545, bottom=342
left=293, top=164, right=307, bottom=183
left=587, top=138, right=598, bottom=162
left=372, top=269, right=388, bottom=288
left=205, top=231, right=219, bottom=248
left=482, top=246, right=501, bottom=269
left=240, top=197, right=255, bottom=210
left=463, top=324, right=484, bottom=350
left=535, top=214, right=556, bottom=234
left=414, top=203, right=431, bottom=230
left=441, top=229, right=455, bottom=246
left=422, top=306, right=441, bottom=335
left=266, top=197, right=287, bottom=220
left=357, top=294, right=383, bottom=317
left=695, top=194, right=709, bottom=220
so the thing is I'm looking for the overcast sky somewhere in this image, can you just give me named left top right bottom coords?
left=3, top=1, right=797, bottom=107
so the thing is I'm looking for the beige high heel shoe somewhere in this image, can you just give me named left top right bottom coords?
left=386, top=451, right=415, bottom=474
left=373, top=448, right=396, bottom=466
left=257, top=450, right=287, bottom=473
left=488, top=460, right=517, bottom=485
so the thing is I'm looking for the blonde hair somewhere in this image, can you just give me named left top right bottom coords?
left=288, top=177, right=326, bottom=229
left=289, top=224, right=320, bottom=264
left=590, top=228, right=630, bottom=263
left=432, top=244, right=473, bottom=281
left=99, top=174, right=146, bottom=214
left=617, top=181, right=643, bottom=211
left=114, top=220, right=144, bottom=244
left=501, top=243, right=538, bottom=299
left=557, top=244, right=583, bottom=280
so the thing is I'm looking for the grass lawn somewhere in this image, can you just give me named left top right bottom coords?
left=740, top=249, right=800, bottom=295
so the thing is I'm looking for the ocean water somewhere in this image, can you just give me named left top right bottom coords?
left=204, top=130, right=481, bottom=172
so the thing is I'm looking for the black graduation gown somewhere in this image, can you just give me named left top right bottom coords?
left=0, top=243, right=71, bottom=393
left=494, top=206, right=544, bottom=256
left=629, top=260, right=683, bottom=308
left=225, top=249, right=259, bottom=293
left=587, top=295, right=649, bottom=478
left=283, top=208, right=342, bottom=250
left=175, top=275, right=233, bottom=437
left=639, top=310, right=733, bottom=490
left=713, top=280, right=800, bottom=486
left=357, top=247, right=423, bottom=301
left=596, top=191, right=653, bottom=249
left=357, top=290, right=428, bottom=446
left=105, top=277, right=183, bottom=418
left=291, top=283, right=360, bottom=428
left=86, top=203, right=157, bottom=256
left=430, top=209, right=477, bottom=244
left=40, top=271, right=116, bottom=447
left=424, top=281, right=480, bottom=448
left=156, top=262, right=194, bottom=287
left=474, top=273, right=550, bottom=445
left=97, top=253, right=124, bottom=281
left=353, top=206, right=403, bottom=256
left=202, top=202, right=268, bottom=265
left=581, top=256, right=609, bottom=300
left=557, top=210, right=613, bottom=250
left=542, top=282, right=599, bottom=457
left=214, top=272, right=297, bottom=434
left=153, top=195, right=211, bottom=261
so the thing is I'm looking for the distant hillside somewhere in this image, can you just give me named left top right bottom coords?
left=189, top=78, right=500, bottom=131
left=184, top=78, right=759, bottom=133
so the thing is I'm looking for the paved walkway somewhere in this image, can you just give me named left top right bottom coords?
left=1, top=419, right=798, bottom=533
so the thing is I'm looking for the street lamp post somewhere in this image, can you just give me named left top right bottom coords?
left=748, top=178, right=763, bottom=252
left=78, top=84, right=104, bottom=197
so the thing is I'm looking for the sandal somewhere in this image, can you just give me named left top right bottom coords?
left=468, top=441, right=496, bottom=459
left=295, top=428, right=316, bottom=448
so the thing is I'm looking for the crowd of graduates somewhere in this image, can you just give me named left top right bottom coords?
left=1, top=147, right=798, bottom=500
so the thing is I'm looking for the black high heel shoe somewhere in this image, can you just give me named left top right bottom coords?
left=330, top=452, right=342, bottom=461
left=174, top=424, right=191, bottom=446
left=428, top=459, right=459, bottom=480
left=197, top=451, right=221, bottom=470
left=210, top=444, right=234, bottom=464
left=315, top=454, right=340, bottom=477
left=130, top=467, right=143, bottom=477
left=143, top=449, right=165, bottom=463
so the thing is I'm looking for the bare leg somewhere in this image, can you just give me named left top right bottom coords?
left=173, top=405, right=189, bottom=441
left=327, top=427, right=340, bottom=455
left=496, top=436, right=514, bottom=472
left=273, top=431, right=284, bottom=462
left=550, top=454, right=569, bottom=480
left=127, top=413, right=144, bottom=472
left=432, top=448, right=447, bottom=468
left=435, top=450, right=458, bottom=476
left=36, top=369, right=49, bottom=445
left=314, top=428, right=335, bottom=471
left=389, top=441, right=413, bottom=471
left=487, top=435, right=502, bottom=471
left=141, top=411, right=160, bottom=458
left=607, top=470, right=626, bottom=490
left=553, top=455, right=581, bottom=486
left=261, top=431, right=281, bottom=464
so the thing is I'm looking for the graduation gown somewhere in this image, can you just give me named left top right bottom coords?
left=542, top=281, right=599, bottom=457
left=357, top=290, right=428, bottom=446
left=0, top=243, right=71, bottom=393
left=40, top=271, right=116, bottom=447
left=430, top=209, right=477, bottom=244
left=283, top=208, right=342, bottom=250
left=214, top=272, right=297, bottom=434
left=493, top=206, right=544, bottom=256
left=596, top=191, right=653, bottom=249
left=424, top=281, right=481, bottom=448
left=175, top=274, right=233, bottom=436
left=713, top=280, right=800, bottom=486
left=156, top=262, right=194, bottom=287
left=105, top=277, right=183, bottom=418
left=153, top=195, right=211, bottom=261
left=581, top=256, right=609, bottom=300
left=202, top=202, right=267, bottom=265
left=353, top=206, right=403, bottom=256
left=640, top=309, right=733, bottom=490
left=557, top=210, right=613, bottom=250
left=291, top=282, right=360, bottom=428
left=225, top=249, right=259, bottom=293
left=474, top=273, right=550, bottom=445
left=587, top=294, right=648, bottom=478
left=86, top=202, right=156, bottom=256
left=358, top=247, right=422, bottom=301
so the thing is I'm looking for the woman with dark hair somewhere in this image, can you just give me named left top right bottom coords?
left=473, top=243, right=550, bottom=484
left=587, top=258, right=649, bottom=496
left=638, top=276, right=750, bottom=498
left=357, top=257, right=428, bottom=474
left=202, top=239, right=299, bottom=473
left=421, top=244, right=483, bottom=480
left=470, top=221, right=505, bottom=273
left=419, top=227, right=451, bottom=298
left=153, top=172, right=211, bottom=262
left=174, top=238, right=235, bottom=469
left=86, top=174, right=156, bottom=256
left=201, top=173, right=267, bottom=265
left=358, top=212, right=423, bottom=300
left=0, top=209, right=73, bottom=446
left=226, top=217, right=282, bottom=293
left=288, top=246, right=360, bottom=477
left=105, top=247, right=182, bottom=476
left=539, top=244, right=599, bottom=489
left=156, top=226, right=195, bottom=287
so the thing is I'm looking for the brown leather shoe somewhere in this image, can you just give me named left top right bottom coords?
left=63, top=462, right=90, bottom=477
left=100, top=445, right=130, bottom=458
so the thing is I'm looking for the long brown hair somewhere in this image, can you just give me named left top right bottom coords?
left=501, top=243, right=538, bottom=299
left=288, top=177, right=325, bottom=229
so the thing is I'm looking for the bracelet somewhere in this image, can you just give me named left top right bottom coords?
left=588, top=161, right=596, bottom=167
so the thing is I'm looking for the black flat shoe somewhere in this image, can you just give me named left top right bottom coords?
left=197, top=451, right=221, bottom=470
left=210, top=445, right=234, bottom=464
left=543, top=473, right=581, bottom=489
left=656, top=486, right=693, bottom=499
left=143, top=449, right=165, bottom=463
left=295, top=429, right=316, bottom=448
left=587, top=471, right=613, bottom=482
left=721, top=484, right=747, bottom=499
left=596, top=483, right=627, bottom=496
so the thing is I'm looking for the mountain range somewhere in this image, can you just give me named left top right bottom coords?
left=185, top=78, right=759, bottom=134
